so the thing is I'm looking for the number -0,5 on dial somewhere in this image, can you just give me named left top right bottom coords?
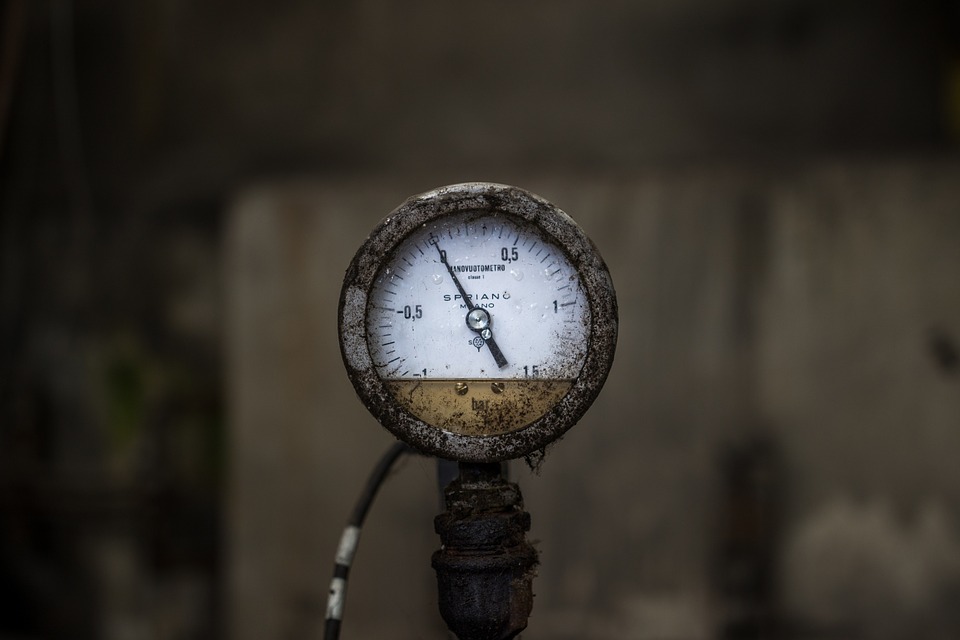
left=339, top=183, right=617, bottom=462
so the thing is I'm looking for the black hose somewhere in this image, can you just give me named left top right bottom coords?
left=324, top=441, right=415, bottom=640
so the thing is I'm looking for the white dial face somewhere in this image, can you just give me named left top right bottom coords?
left=364, top=212, right=591, bottom=436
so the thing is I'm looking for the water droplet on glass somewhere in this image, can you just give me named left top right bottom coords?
left=511, top=269, right=523, bottom=281
left=432, top=274, right=444, bottom=285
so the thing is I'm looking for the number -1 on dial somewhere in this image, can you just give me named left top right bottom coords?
left=340, top=183, right=617, bottom=462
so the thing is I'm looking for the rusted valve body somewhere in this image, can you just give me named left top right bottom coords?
left=432, top=463, right=538, bottom=640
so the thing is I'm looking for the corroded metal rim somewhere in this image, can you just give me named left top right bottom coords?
left=338, top=183, right=618, bottom=462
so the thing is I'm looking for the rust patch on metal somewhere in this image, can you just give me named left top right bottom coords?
left=432, top=463, right=539, bottom=640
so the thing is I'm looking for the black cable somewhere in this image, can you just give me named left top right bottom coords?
left=324, top=441, right=416, bottom=640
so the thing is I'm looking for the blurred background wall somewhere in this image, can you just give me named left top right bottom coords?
left=1, top=1, right=960, bottom=639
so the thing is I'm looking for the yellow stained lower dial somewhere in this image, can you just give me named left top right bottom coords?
left=385, top=379, right=573, bottom=436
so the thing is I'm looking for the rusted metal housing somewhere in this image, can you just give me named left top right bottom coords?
left=432, top=463, right=538, bottom=640
left=338, top=183, right=618, bottom=462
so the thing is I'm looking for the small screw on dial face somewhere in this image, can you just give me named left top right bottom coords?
left=466, top=309, right=490, bottom=332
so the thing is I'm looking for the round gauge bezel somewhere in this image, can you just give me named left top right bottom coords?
left=338, top=183, right=617, bottom=462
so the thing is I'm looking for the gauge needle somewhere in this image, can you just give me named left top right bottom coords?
left=432, top=237, right=509, bottom=368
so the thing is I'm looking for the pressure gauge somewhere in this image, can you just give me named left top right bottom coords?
left=339, top=183, right=617, bottom=462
